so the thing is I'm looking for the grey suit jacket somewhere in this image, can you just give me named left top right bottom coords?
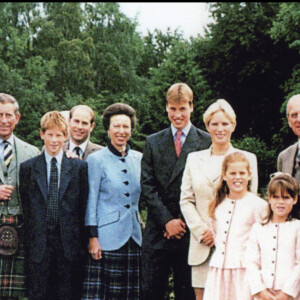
left=141, top=125, right=211, bottom=250
left=277, top=142, right=298, bottom=175
left=63, top=140, right=103, bottom=160
left=277, top=142, right=300, bottom=218
left=0, top=135, right=40, bottom=215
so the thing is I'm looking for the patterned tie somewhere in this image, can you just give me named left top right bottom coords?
left=3, top=140, right=13, bottom=168
left=47, top=157, right=59, bottom=229
left=74, top=146, right=81, bottom=158
left=174, top=130, right=183, bottom=158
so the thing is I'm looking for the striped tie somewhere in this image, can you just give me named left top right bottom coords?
left=3, top=140, right=13, bottom=168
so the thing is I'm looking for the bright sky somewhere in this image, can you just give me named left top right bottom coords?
left=118, top=2, right=213, bottom=39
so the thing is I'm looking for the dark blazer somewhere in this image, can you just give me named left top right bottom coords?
left=141, top=125, right=211, bottom=250
left=63, top=140, right=103, bottom=160
left=19, top=152, right=89, bottom=263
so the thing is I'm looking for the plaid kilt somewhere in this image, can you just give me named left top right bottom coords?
left=0, top=214, right=27, bottom=298
left=82, top=238, right=141, bottom=300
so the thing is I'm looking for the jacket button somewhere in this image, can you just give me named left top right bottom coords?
left=120, top=158, right=125, bottom=162
left=124, top=204, right=130, bottom=209
left=124, top=193, right=130, bottom=197
left=123, top=181, right=129, bottom=185
left=122, top=169, right=127, bottom=173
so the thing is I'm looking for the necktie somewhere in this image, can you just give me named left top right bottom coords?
left=3, top=140, right=13, bottom=168
left=47, top=157, right=59, bottom=229
left=74, top=146, right=81, bottom=158
left=174, top=130, right=183, bottom=158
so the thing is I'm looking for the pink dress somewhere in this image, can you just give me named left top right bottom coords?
left=203, top=193, right=268, bottom=300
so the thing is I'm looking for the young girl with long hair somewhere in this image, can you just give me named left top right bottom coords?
left=246, top=173, right=300, bottom=300
left=203, top=152, right=268, bottom=300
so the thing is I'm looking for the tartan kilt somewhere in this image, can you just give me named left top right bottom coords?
left=0, top=214, right=27, bottom=298
left=82, top=238, right=141, bottom=300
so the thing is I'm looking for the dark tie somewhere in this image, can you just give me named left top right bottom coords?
left=47, top=157, right=59, bottom=229
left=174, top=130, right=183, bottom=158
left=3, top=140, right=13, bottom=168
left=74, top=146, right=81, bottom=158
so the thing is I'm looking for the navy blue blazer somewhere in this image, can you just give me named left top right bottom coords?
left=19, top=152, right=89, bottom=263
left=141, top=125, right=211, bottom=250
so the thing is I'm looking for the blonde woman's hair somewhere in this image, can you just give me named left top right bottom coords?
left=203, top=99, right=236, bottom=129
left=208, top=152, right=251, bottom=218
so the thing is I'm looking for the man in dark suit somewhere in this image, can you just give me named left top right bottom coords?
left=277, top=93, right=300, bottom=219
left=141, top=83, right=211, bottom=300
left=19, top=111, right=89, bottom=300
left=63, top=105, right=102, bottom=160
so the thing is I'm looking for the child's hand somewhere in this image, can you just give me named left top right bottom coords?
left=256, top=289, right=276, bottom=300
left=275, top=291, right=291, bottom=300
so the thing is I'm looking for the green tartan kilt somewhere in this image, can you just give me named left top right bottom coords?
left=0, top=214, right=27, bottom=298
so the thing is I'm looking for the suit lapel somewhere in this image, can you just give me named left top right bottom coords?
left=286, top=143, right=298, bottom=174
left=168, top=125, right=200, bottom=185
left=34, top=154, right=48, bottom=202
left=58, top=154, right=72, bottom=201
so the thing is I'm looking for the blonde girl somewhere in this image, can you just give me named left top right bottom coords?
left=203, top=152, right=268, bottom=300
left=246, top=173, right=300, bottom=300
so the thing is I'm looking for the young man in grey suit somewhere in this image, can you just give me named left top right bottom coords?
left=277, top=93, right=300, bottom=219
left=0, top=93, right=40, bottom=299
left=63, top=105, right=102, bottom=160
left=141, top=83, right=211, bottom=300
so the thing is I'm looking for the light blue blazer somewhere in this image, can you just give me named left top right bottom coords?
left=85, top=146, right=143, bottom=251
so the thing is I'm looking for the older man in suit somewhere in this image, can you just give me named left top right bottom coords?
left=63, top=105, right=102, bottom=160
left=141, top=83, right=211, bottom=300
left=0, top=93, right=40, bottom=299
left=278, top=94, right=300, bottom=219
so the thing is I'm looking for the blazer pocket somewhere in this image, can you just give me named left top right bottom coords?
left=98, top=211, right=120, bottom=228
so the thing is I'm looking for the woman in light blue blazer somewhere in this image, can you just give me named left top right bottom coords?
left=82, top=103, right=143, bottom=300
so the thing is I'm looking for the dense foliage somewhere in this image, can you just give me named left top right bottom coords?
left=0, top=2, right=299, bottom=191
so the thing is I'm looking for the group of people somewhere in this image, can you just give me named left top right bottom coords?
left=0, top=83, right=299, bottom=300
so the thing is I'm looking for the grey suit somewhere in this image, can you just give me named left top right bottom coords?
left=0, top=135, right=40, bottom=298
left=63, top=140, right=103, bottom=160
left=141, top=125, right=211, bottom=300
left=277, top=142, right=300, bottom=218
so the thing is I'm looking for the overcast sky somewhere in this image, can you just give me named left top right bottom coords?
left=118, top=2, right=213, bottom=39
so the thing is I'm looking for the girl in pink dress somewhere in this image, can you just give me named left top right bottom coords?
left=203, top=152, right=268, bottom=300
left=246, top=173, right=300, bottom=300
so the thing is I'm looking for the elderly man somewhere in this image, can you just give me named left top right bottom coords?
left=0, top=93, right=40, bottom=299
left=63, top=105, right=102, bottom=160
left=277, top=94, right=300, bottom=219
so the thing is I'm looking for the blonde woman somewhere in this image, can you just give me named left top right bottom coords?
left=180, top=99, right=258, bottom=300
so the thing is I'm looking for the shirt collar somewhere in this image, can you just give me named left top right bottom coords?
left=69, top=138, right=88, bottom=153
left=44, top=149, right=64, bottom=165
left=171, top=121, right=192, bottom=137
left=0, top=134, right=15, bottom=147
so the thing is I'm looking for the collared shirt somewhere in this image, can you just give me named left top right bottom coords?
left=69, top=139, right=88, bottom=158
left=44, top=149, right=63, bottom=189
left=171, top=121, right=192, bottom=146
left=0, top=135, right=15, bottom=159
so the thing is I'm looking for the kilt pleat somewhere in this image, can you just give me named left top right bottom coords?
left=82, top=238, right=141, bottom=300
left=0, top=214, right=27, bottom=298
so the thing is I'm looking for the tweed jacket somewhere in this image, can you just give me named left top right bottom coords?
left=246, top=220, right=300, bottom=298
left=0, top=135, right=40, bottom=216
left=141, top=125, right=211, bottom=250
left=180, top=145, right=259, bottom=265
left=85, top=146, right=143, bottom=251
left=277, top=142, right=298, bottom=175
left=63, top=139, right=103, bottom=160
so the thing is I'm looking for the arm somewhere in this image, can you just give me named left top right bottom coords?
left=19, top=162, right=31, bottom=226
left=245, top=224, right=266, bottom=296
left=180, top=155, right=212, bottom=244
left=85, top=155, right=102, bottom=259
left=281, top=224, right=300, bottom=298
left=249, top=153, right=258, bottom=194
